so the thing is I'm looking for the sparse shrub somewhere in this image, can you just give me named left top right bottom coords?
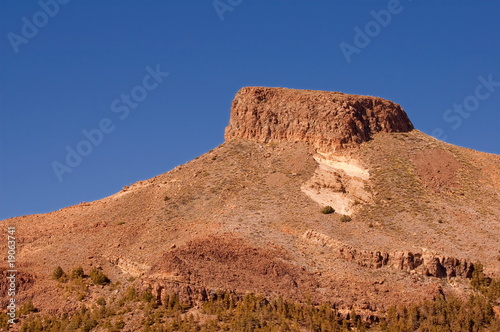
left=96, top=297, right=106, bottom=306
left=119, top=286, right=138, bottom=305
left=164, top=293, right=182, bottom=311
left=471, top=262, right=500, bottom=302
left=141, top=287, right=158, bottom=309
left=90, top=268, right=110, bottom=285
left=52, top=266, right=67, bottom=281
left=340, top=215, right=352, bottom=222
left=141, top=288, right=156, bottom=304
left=71, top=266, right=85, bottom=279
left=114, top=320, right=126, bottom=330
left=19, top=301, right=37, bottom=315
left=0, top=312, right=9, bottom=330
left=82, top=320, right=98, bottom=332
left=320, top=206, right=335, bottom=214
left=109, top=281, right=121, bottom=291
left=164, top=195, right=170, bottom=201
left=471, top=262, right=490, bottom=289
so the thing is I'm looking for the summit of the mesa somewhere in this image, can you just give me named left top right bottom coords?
left=224, top=87, right=414, bottom=151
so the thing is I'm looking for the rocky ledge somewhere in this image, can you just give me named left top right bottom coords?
left=303, top=230, right=474, bottom=279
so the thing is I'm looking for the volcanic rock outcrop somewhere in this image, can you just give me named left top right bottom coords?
left=302, top=230, right=475, bottom=279
left=224, top=87, right=414, bottom=151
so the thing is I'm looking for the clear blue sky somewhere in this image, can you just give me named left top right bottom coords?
left=1, top=0, right=499, bottom=220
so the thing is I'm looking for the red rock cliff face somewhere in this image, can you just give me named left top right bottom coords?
left=224, top=87, right=414, bottom=151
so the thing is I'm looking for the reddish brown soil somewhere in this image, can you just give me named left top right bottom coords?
left=1, top=88, right=499, bottom=328
left=411, top=148, right=461, bottom=193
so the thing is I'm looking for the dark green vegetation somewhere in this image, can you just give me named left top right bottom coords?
left=339, top=215, right=352, bottom=222
left=50, top=266, right=111, bottom=302
left=381, top=263, right=500, bottom=332
left=51, top=266, right=110, bottom=286
left=6, top=266, right=498, bottom=332
left=52, top=266, right=66, bottom=281
left=381, top=294, right=499, bottom=332
left=471, top=263, right=500, bottom=303
left=90, top=268, right=111, bottom=286
left=71, top=266, right=85, bottom=279
left=321, top=206, right=335, bottom=214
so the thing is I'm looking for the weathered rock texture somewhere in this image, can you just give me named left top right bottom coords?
left=303, top=230, right=474, bottom=279
left=0, top=269, right=35, bottom=308
left=147, top=236, right=320, bottom=303
left=224, top=87, right=414, bottom=151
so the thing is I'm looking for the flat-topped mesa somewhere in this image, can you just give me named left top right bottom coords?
left=224, top=87, right=414, bottom=151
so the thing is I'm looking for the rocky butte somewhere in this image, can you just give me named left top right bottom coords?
left=225, top=86, right=414, bottom=151
left=1, top=87, right=499, bottom=330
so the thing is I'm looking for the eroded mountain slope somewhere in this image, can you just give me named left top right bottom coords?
left=1, top=87, right=499, bottom=329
